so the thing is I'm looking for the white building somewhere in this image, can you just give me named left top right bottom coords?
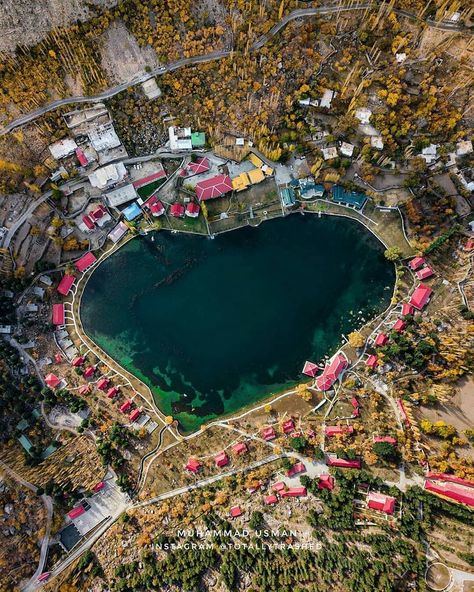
left=355, top=108, right=372, bottom=124
left=456, top=140, right=473, bottom=157
left=322, top=147, right=338, bottom=160
left=421, top=144, right=438, bottom=164
left=49, top=138, right=78, bottom=160
left=340, top=142, right=355, bottom=157
left=371, top=136, right=384, bottom=150
left=141, top=78, right=161, bottom=100
left=168, top=126, right=193, bottom=151
left=319, top=89, right=336, bottom=109
left=89, top=123, right=122, bottom=152
left=88, top=162, right=127, bottom=189
left=105, top=184, right=138, bottom=207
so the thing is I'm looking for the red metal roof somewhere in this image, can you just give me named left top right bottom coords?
left=281, top=487, right=307, bottom=498
left=45, top=373, right=61, bottom=388
left=185, top=202, right=200, bottom=217
left=351, top=397, right=359, bottom=409
left=84, top=366, right=95, bottom=378
left=72, top=356, right=85, bottom=367
left=57, top=274, right=75, bottom=296
left=93, top=481, right=105, bottom=492
left=464, top=238, right=474, bottom=252
left=302, top=360, right=318, bottom=377
left=185, top=458, right=202, bottom=473
left=424, top=480, right=474, bottom=507
left=401, top=303, right=414, bottom=316
left=318, top=474, right=335, bottom=491
left=67, top=505, right=85, bottom=519
left=374, top=435, right=397, bottom=445
left=90, top=205, right=106, bottom=221
left=327, top=457, right=361, bottom=469
left=416, top=266, right=434, bottom=280
left=150, top=200, right=165, bottom=216
left=374, top=333, right=389, bottom=347
left=75, top=252, right=97, bottom=273
left=107, top=387, right=119, bottom=399
left=325, top=425, right=354, bottom=436
left=170, top=202, right=185, bottom=217
left=75, top=147, right=88, bottom=167
left=97, top=378, right=109, bottom=390
left=366, top=354, right=379, bottom=368
left=215, top=451, right=229, bottom=467
left=129, top=408, right=141, bottom=422
left=287, top=462, right=306, bottom=477
left=132, top=170, right=166, bottom=189
left=316, top=354, right=348, bottom=391
left=261, top=426, right=276, bottom=440
left=282, top=419, right=295, bottom=434
left=393, top=319, right=406, bottom=333
left=52, top=303, right=65, bottom=325
left=272, top=481, right=286, bottom=492
left=78, top=384, right=90, bottom=395
left=409, top=256, right=425, bottom=270
left=54, top=353, right=63, bottom=363
left=119, top=400, right=132, bottom=413
left=368, top=492, right=395, bottom=514
left=409, top=284, right=433, bottom=310
left=82, top=214, right=95, bottom=230
left=232, top=442, right=248, bottom=455
left=264, top=494, right=279, bottom=505
left=396, top=399, right=410, bottom=426
left=230, top=505, right=242, bottom=517
left=187, top=157, right=210, bottom=175
left=426, top=473, right=474, bottom=488
left=195, top=174, right=233, bottom=201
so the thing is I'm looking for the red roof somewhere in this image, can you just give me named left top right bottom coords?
left=75, top=252, right=97, bottom=273
left=396, top=399, right=410, bottom=426
left=374, top=333, right=389, bottom=347
left=97, top=377, right=109, bottom=391
left=230, top=505, right=242, bottom=518
left=416, top=266, right=434, bottom=280
left=232, top=442, right=248, bottom=455
left=272, top=481, right=286, bottom=492
left=401, top=303, right=414, bottom=316
left=75, top=147, right=88, bottom=166
left=185, top=458, right=202, bottom=473
left=92, top=482, right=105, bottom=493
left=464, top=238, right=474, bottom=252
left=325, top=425, right=354, bottom=437
left=57, top=274, right=75, bottom=296
left=261, top=426, right=276, bottom=441
left=67, top=505, right=85, bottom=519
left=409, top=256, right=425, bottom=270
left=281, top=487, right=307, bottom=498
left=426, top=473, right=474, bottom=488
left=424, top=480, right=474, bottom=507
left=282, top=419, right=295, bottom=434
left=367, top=492, right=396, bottom=514
left=132, top=169, right=166, bottom=189
left=195, top=174, right=233, bottom=201
left=82, top=214, right=95, bottom=230
left=119, top=400, right=132, bottom=413
left=150, top=200, right=165, bottom=216
left=327, top=456, right=361, bottom=469
left=215, top=451, right=229, bottom=468
left=351, top=397, right=359, bottom=409
left=366, top=354, right=379, bottom=369
left=129, top=408, right=141, bottom=422
left=72, top=356, right=85, bottom=367
left=264, top=494, right=279, bottom=505
left=52, top=303, right=65, bottom=325
left=185, top=202, right=200, bottom=217
left=374, top=436, right=397, bottom=445
left=316, top=354, right=348, bottom=391
left=409, top=284, right=433, bottom=310
left=287, top=462, right=306, bottom=477
left=78, top=384, right=90, bottom=396
left=45, top=373, right=61, bottom=389
left=170, top=202, right=185, bottom=217
left=90, top=205, right=106, bottom=221
left=107, top=387, right=119, bottom=399
left=318, top=474, right=335, bottom=491
left=84, top=366, right=95, bottom=378
left=302, top=360, right=318, bottom=377
left=187, top=157, right=210, bottom=175
left=54, top=353, right=63, bottom=363
left=393, top=319, right=406, bottom=333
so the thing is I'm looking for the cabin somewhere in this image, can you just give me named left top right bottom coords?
left=374, top=435, right=397, bottom=445
left=325, top=425, right=354, bottom=437
left=393, top=319, right=406, bottom=333
left=374, top=333, right=389, bottom=347
left=401, top=303, right=414, bottom=316
left=230, top=506, right=242, bottom=518
left=282, top=419, right=295, bottom=434
left=272, top=481, right=286, bottom=492
left=327, top=456, right=361, bottom=469
left=187, top=157, right=210, bottom=175
left=75, top=252, right=97, bottom=273
left=232, top=442, right=248, bottom=455
left=185, top=458, right=202, bottom=473
left=318, top=474, right=335, bottom=491
left=287, top=462, right=306, bottom=478
left=129, top=408, right=141, bottom=422
left=57, top=274, right=75, bottom=296
left=416, top=266, right=434, bottom=280
left=367, top=492, right=396, bottom=515
left=97, top=378, right=109, bottom=391
left=185, top=202, right=200, bottom=218
left=215, top=451, right=229, bottom=468
left=120, top=400, right=132, bottom=413
left=45, top=373, right=61, bottom=389
left=316, top=353, right=348, bottom=391
left=67, top=505, right=85, bottom=520
left=170, top=203, right=185, bottom=217
left=264, top=495, right=279, bottom=505
left=261, top=426, right=276, bottom=441
left=281, top=487, right=307, bottom=498
left=107, top=387, right=119, bottom=399
left=408, top=256, right=425, bottom=271
left=302, top=360, right=318, bottom=377
left=409, top=284, right=433, bottom=310
left=366, top=355, right=379, bottom=369
left=78, top=385, right=90, bottom=396
left=72, top=356, right=85, bottom=367
left=84, top=366, right=95, bottom=378
left=52, top=303, right=65, bottom=326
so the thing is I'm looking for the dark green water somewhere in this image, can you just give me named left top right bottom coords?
left=81, top=214, right=394, bottom=432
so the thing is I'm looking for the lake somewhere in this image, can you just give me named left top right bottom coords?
left=81, top=214, right=395, bottom=432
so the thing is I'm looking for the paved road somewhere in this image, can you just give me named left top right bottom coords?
left=0, top=4, right=471, bottom=137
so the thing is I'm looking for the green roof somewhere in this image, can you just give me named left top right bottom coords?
left=331, top=185, right=367, bottom=209
left=281, top=187, right=296, bottom=207
left=191, top=132, right=206, bottom=147
left=16, top=418, right=29, bottom=431
left=18, top=435, right=33, bottom=453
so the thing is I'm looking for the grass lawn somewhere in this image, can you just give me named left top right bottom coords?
left=136, top=178, right=166, bottom=200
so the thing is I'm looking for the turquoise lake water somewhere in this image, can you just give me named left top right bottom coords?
left=81, top=214, right=395, bottom=432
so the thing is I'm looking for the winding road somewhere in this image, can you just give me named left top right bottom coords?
left=0, top=4, right=471, bottom=137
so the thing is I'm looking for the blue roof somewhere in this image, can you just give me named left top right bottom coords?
left=331, top=185, right=367, bottom=209
left=281, top=187, right=296, bottom=207
left=123, top=202, right=142, bottom=221
left=18, top=435, right=33, bottom=453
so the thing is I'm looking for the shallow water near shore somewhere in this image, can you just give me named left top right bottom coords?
left=81, top=214, right=395, bottom=432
